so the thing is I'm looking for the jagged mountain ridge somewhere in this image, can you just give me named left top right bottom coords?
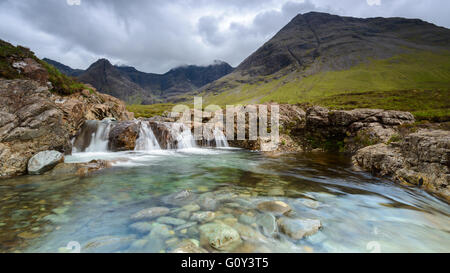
left=198, top=12, right=450, bottom=108
left=44, top=58, right=234, bottom=104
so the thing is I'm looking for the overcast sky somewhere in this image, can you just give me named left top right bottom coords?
left=0, top=0, right=448, bottom=73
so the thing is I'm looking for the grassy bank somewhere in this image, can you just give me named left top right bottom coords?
left=127, top=103, right=176, bottom=118
left=201, top=50, right=450, bottom=121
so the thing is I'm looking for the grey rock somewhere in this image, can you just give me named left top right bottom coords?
left=156, top=216, right=187, bottom=226
left=277, top=217, right=322, bottom=240
left=130, top=207, right=170, bottom=221
left=199, top=222, right=241, bottom=251
left=28, top=150, right=64, bottom=175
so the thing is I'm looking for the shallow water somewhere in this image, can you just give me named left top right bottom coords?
left=0, top=148, right=449, bottom=253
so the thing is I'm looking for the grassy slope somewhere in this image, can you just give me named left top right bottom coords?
left=0, top=40, right=90, bottom=95
left=202, top=51, right=450, bottom=121
left=127, top=103, right=176, bottom=118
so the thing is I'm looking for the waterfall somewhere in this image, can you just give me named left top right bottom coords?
left=85, top=120, right=112, bottom=152
left=213, top=128, right=229, bottom=148
left=169, top=123, right=197, bottom=149
left=135, top=122, right=161, bottom=151
left=73, top=120, right=112, bottom=153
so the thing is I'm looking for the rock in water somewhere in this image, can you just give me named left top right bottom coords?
left=199, top=222, right=241, bottom=251
left=156, top=216, right=187, bottom=226
left=130, top=207, right=170, bottom=221
left=129, top=222, right=153, bottom=234
left=27, top=151, right=64, bottom=175
left=277, top=217, right=322, bottom=240
left=162, top=190, right=196, bottom=206
left=257, top=201, right=292, bottom=216
left=171, top=240, right=208, bottom=253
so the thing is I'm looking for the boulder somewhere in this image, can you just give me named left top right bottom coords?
left=277, top=217, right=322, bottom=240
left=130, top=207, right=170, bottom=221
left=353, top=129, right=450, bottom=201
left=108, top=121, right=139, bottom=151
left=199, top=222, right=242, bottom=251
left=256, top=201, right=292, bottom=216
left=27, top=150, right=64, bottom=175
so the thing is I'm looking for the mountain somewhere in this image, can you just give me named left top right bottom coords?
left=42, top=58, right=84, bottom=77
left=44, top=58, right=234, bottom=103
left=77, top=59, right=157, bottom=104
left=198, top=12, right=450, bottom=119
left=116, top=60, right=233, bottom=102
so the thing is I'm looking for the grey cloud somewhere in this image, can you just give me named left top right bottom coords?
left=0, top=0, right=448, bottom=74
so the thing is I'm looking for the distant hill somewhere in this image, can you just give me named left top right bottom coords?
left=197, top=12, right=450, bottom=120
left=44, top=58, right=234, bottom=104
left=42, top=58, right=84, bottom=77
left=77, top=59, right=157, bottom=104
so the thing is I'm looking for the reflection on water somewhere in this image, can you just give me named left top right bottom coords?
left=0, top=149, right=449, bottom=253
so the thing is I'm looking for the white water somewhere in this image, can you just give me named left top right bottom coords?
left=169, top=123, right=197, bottom=149
left=213, top=128, right=229, bottom=148
left=84, top=121, right=112, bottom=153
left=134, top=122, right=161, bottom=151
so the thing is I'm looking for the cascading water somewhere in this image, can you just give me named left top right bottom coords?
left=169, top=123, right=197, bottom=149
left=134, top=122, right=161, bottom=151
left=213, top=128, right=229, bottom=148
left=73, top=120, right=112, bottom=153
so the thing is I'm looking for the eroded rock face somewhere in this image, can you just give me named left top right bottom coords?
left=222, top=104, right=414, bottom=153
left=353, top=130, right=450, bottom=201
left=0, top=80, right=71, bottom=178
left=108, top=121, right=139, bottom=151
left=0, top=76, right=134, bottom=178
left=52, top=87, right=134, bottom=136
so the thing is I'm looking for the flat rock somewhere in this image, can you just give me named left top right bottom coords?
left=129, top=222, right=153, bottom=234
left=130, top=207, right=170, bottom=221
left=28, top=150, right=64, bottom=175
left=257, top=201, right=292, bottom=216
left=199, top=222, right=242, bottom=251
left=156, top=216, right=187, bottom=226
left=277, top=217, right=322, bottom=240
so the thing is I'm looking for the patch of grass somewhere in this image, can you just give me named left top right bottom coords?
left=203, top=50, right=450, bottom=121
left=1, top=40, right=88, bottom=95
left=127, top=103, right=176, bottom=118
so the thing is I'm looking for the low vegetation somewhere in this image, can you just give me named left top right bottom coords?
left=1, top=40, right=90, bottom=95
left=127, top=103, right=176, bottom=118
left=202, top=51, right=450, bottom=121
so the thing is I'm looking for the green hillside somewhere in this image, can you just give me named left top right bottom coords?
left=201, top=51, right=450, bottom=121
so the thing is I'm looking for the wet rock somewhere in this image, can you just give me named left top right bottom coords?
left=239, top=214, right=256, bottom=226
left=27, top=150, right=64, bottom=175
left=191, top=211, right=216, bottom=223
left=277, top=217, right=322, bottom=240
left=156, top=216, right=187, bottom=226
left=196, top=195, right=218, bottom=210
left=199, top=222, right=242, bottom=251
left=83, top=235, right=136, bottom=253
left=177, top=211, right=191, bottom=220
left=353, top=129, right=450, bottom=201
left=256, top=213, right=277, bottom=236
left=268, top=187, right=285, bottom=196
left=130, top=207, right=170, bottom=221
left=162, top=190, right=196, bottom=206
left=302, top=199, right=320, bottom=209
left=182, top=203, right=201, bottom=212
left=172, top=239, right=208, bottom=253
left=232, top=223, right=267, bottom=242
left=43, top=214, right=70, bottom=224
left=129, top=222, right=153, bottom=234
left=174, top=222, right=197, bottom=231
left=257, top=201, right=292, bottom=216
left=108, top=121, right=139, bottom=151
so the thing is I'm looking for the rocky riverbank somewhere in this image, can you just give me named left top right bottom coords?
left=0, top=78, right=133, bottom=178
